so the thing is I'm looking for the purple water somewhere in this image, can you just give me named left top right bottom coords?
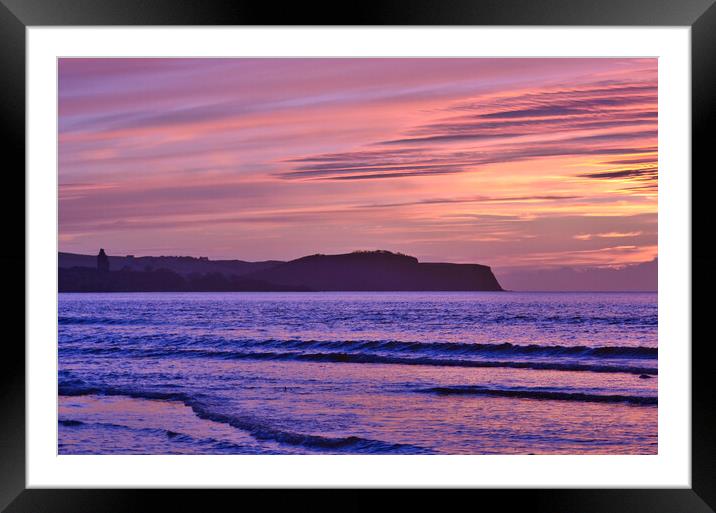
left=58, top=291, right=657, bottom=454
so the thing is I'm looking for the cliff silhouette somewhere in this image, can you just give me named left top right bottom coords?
left=246, top=250, right=502, bottom=291
left=58, top=249, right=503, bottom=292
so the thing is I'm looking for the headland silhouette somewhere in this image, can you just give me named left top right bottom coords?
left=58, top=249, right=503, bottom=292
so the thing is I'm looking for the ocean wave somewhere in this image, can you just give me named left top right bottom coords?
left=58, top=419, right=84, bottom=427
left=488, top=313, right=656, bottom=326
left=58, top=378, right=192, bottom=401
left=234, top=339, right=658, bottom=359
left=59, top=336, right=657, bottom=359
left=58, top=312, right=657, bottom=327
left=417, top=385, right=657, bottom=405
left=59, top=315, right=154, bottom=326
left=188, top=403, right=430, bottom=453
left=59, top=347, right=657, bottom=375
left=57, top=379, right=431, bottom=454
left=58, top=418, right=255, bottom=453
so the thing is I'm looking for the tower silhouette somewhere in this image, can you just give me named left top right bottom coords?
left=97, top=248, right=109, bottom=273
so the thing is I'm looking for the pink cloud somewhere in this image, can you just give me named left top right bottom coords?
left=59, top=58, right=657, bottom=274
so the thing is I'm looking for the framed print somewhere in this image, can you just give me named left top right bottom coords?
left=2, top=0, right=714, bottom=511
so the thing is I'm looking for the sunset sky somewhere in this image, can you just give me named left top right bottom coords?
left=58, top=58, right=657, bottom=280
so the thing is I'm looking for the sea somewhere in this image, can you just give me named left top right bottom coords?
left=58, top=291, right=658, bottom=455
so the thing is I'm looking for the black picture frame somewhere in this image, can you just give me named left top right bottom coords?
left=2, top=1, right=713, bottom=511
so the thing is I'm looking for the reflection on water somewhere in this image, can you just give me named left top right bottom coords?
left=58, top=291, right=657, bottom=454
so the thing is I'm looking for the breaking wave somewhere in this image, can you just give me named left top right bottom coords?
left=59, top=345, right=657, bottom=375
left=58, top=378, right=431, bottom=454
left=417, top=385, right=657, bottom=405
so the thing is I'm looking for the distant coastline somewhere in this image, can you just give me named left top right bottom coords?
left=59, top=249, right=503, bottom=293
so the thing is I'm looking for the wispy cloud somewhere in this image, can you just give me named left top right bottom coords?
left=579, top=166, right=657, bottom=180
left=58, top=58, right=657, bottom=273
left=279, top=83, right=656, bottom=182
left=574, top=231, right=643, bottom=240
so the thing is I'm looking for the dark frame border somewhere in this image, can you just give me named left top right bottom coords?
left=2, top=1, right=713, bottom=511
